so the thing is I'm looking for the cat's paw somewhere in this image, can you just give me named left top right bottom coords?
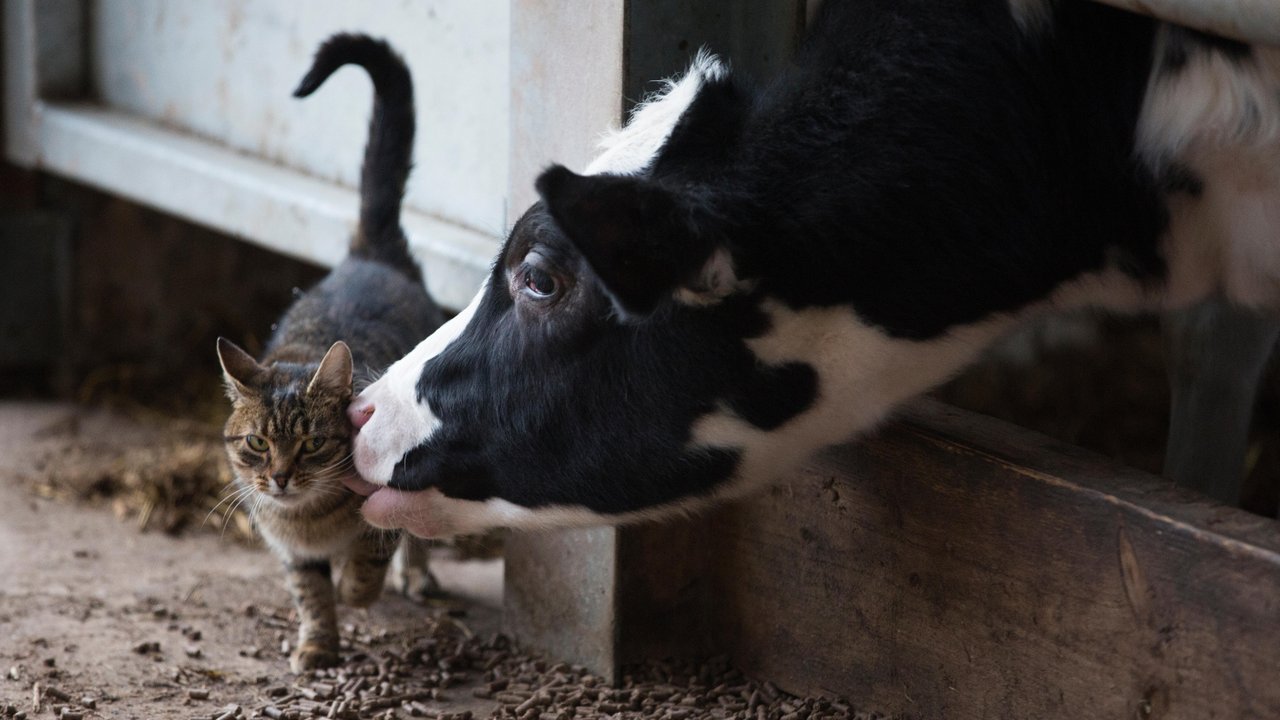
left=289, top=641, right=339, bottom=673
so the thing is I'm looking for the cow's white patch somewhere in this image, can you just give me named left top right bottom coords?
left=1138, top=38, right=1280, bottom=171
left=1046, top=263, right=1155, bottom=314
left=582, top=53, right=750, bottom=310
left=690, top=301, right=1018, bottom=493
left=584, top=50, right=726, bottom=177
left=674, top=248, right=755, bottom=306
left=691, top=267, right=1159, bottom=495
left=1161, top=145, right=1280, bottom=308
left=1139, top=41, right=1280, bottom=308
left=351, top=284, right=486, bottom=484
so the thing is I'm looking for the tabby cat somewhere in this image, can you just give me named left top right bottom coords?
left=217, top=34, right=443, bottom=672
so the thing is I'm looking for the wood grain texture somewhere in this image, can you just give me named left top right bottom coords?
left=704, top=399, right=1280, bottom=720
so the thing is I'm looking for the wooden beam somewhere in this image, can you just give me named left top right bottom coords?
left=502, top=0, right=628, bottom=680
left=705, top=399, right=1280, bottom=719
left=501, top=0, right=805, bottom=682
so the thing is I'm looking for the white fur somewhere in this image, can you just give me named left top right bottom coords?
left=689, top=266, right=1157, bottom=493
left=1139, top=40, right=1280, bottom=309
left=690, top=301, right=1018, bottom=490
left=675, top=248, right=756, bottom=306
left=1137, top=38, right=1280, bottom=171
left=584, top=50, right=726, bottom=177
left=351, top=285, right=485, bottom=484
left=583, top=53, right=750, bottom=309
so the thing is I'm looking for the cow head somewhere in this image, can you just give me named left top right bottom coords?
left=345, top=52, right=1008, bottom=537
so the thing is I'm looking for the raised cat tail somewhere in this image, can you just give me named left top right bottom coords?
left=294, top=34, right=422, bottom=282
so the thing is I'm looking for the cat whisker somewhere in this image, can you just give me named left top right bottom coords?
left=220, top=496, right=247, bottom=539
left=204, top=484, right=255, bottom=530
left=222, top=485, right=265, bottom=540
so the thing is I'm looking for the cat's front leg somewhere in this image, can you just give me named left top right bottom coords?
left=337, top=529, right=399, bottom=608
left=283, top=557, right=340, bottom=672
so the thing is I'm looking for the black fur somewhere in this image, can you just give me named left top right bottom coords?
left=269, top=34, right=443, bottom=379
left=381, top=1, right=1249, bottom=516
left=294, top=34, right=421, bottom=283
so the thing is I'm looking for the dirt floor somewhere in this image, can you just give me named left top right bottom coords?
left=0, top=402, right=506, bottom=720
left=0, top=403, right=883, bottom=720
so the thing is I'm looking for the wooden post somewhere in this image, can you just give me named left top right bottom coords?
left=502, top=0, right=804, bottom=681
left=504, top=0, right=628, bottom=678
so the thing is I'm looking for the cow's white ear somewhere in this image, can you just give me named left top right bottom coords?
left=536, top=165, right=719, bottom=317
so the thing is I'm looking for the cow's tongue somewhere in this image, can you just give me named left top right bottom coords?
left=342, top=474, right=382, bottom=497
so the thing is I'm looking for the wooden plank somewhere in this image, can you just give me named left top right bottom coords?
left=706, top=399, right=1280, bottom=720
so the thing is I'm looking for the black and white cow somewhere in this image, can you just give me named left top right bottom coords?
left=343, top=0, right=1280, bottom=538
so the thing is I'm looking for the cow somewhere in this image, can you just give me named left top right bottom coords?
left=342, top=0, right=1280, bottom=538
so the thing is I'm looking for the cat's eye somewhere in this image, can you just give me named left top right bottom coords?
left=301, top=437, right=326, bottom=454
left=245, top=435, right=269, bottom=452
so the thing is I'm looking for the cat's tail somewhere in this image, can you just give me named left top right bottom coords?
left=294, top=34, right=422, bottom=282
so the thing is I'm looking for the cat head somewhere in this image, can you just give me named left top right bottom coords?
left=217, top=338, right=355, bottom=508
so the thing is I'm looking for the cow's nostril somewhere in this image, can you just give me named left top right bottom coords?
left=349, top=401, right=374, bottom=430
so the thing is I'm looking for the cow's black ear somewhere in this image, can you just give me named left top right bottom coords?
left=535, top=165, right=716, bottom=317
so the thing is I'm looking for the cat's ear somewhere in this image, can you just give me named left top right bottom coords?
left=216, top=337, right=262, bottom=401
left=308, top=341, right=353, bottom=396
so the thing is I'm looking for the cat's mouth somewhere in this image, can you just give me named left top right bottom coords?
left=263, top=489, right=305, bottom=505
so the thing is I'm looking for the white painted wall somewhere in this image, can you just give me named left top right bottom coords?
left=4, top=0, right=510, bottom=309
left=89, top=0, right=511, bottom=238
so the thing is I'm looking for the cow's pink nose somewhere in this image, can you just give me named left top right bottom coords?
left=349, top=399, right=374, bottom=430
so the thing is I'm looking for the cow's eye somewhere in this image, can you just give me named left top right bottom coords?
left=524, top=266, right=558, bottom=297
left=516, top=251, right=566, bottom=303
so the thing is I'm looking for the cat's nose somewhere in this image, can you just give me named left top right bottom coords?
left=272, top=472, right=291, bottom=490
left=349, top=398, right=374, bottom=430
